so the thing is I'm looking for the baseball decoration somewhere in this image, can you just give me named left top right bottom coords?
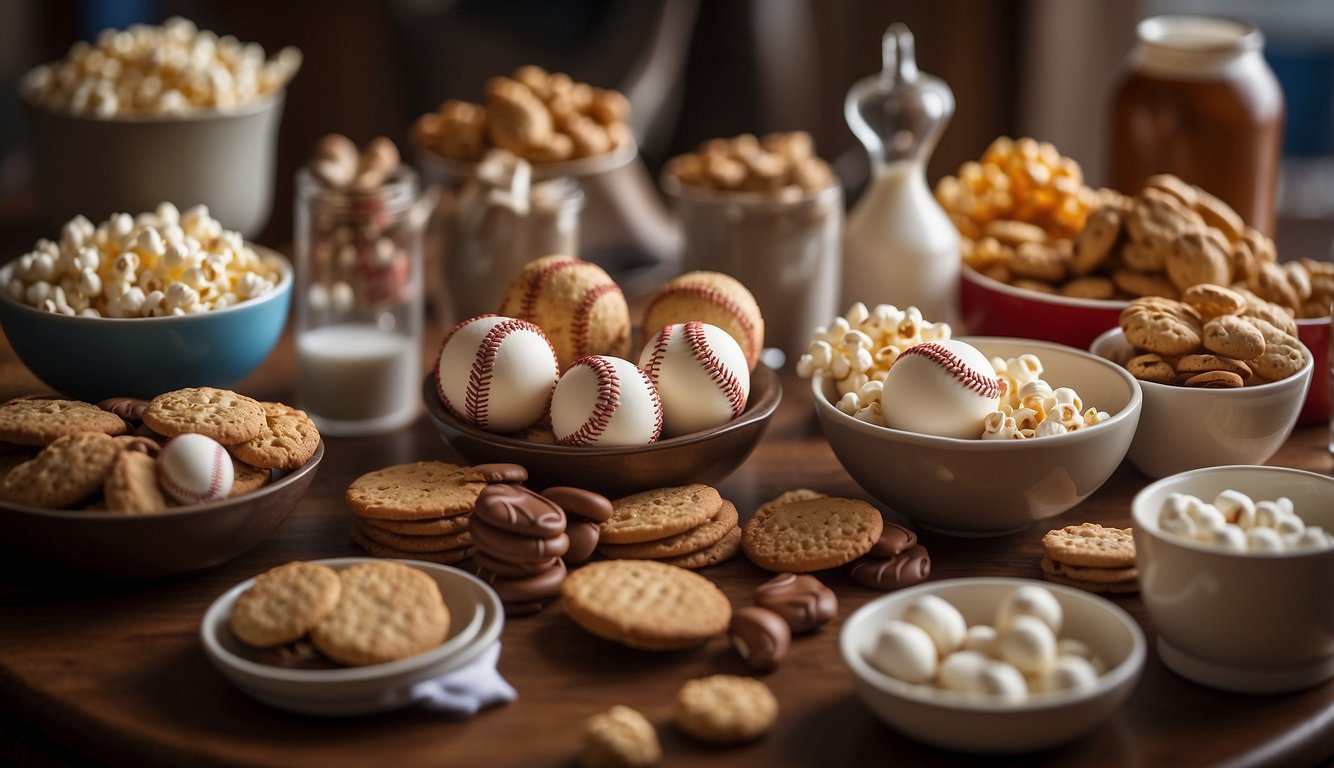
left=640, top=270, right=765, bottom=372
left=157, top=433, right=234, bottom=504
left=639, top=321, right=750, bottom=437
left=437, top=314, right=560, bottom=434
left=551, top=355, right=663, bottom=446
left=881, top=339, right=1004, bottom=439
left=498, top=255, right=631, bottom=371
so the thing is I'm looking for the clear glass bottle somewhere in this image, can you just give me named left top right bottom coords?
left=843, top=23, right=961, bottom=327
left=293, top=166, right=424, bottom=435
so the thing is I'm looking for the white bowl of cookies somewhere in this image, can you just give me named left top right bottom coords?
left=201, top=558, right=505, bottom=716
left=1090, top=288, right=1313, bottom=478
left=840, top=578, right=1145, bottom=753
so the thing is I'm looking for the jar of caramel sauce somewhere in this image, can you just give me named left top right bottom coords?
left=1108, top=16, right=1285, bottom=235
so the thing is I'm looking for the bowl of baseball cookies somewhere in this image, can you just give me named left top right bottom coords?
left=0, top=205, right=292, bottom=403
left=424, top=259, right=780, bottom=498
left=0, top=386, right=322, bottom=580
left=804, top=303, right=1141, bottom=536
left=201, top=557, right=506, bottom=716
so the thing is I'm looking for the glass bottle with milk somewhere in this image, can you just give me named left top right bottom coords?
left=843, top=23, right=961, bottom=327
left=293, top=166, right=424, bottom=435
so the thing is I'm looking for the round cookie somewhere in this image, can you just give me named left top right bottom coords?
left=1182, top=283, right=1247, bottom=320
left=598, top=500, right=739, bottom=559
left=579, top=705, right=661, bottom=768
left=104, top=449, right=168, bottom=514
left=560, top=559, right=732, bottom=650
left=229, top=458, right=273, bottom=498
left=1039, top=556, right=1138, bottom=583
left=1041, top=523, right=1135, bottom=569
left=345, top=461, right=484, bottom=520
left=674, top=674, right=778, bottom=745
left=142, top=387, right=265, bottom=445
left=1120, top=299, right=1202, bottom=356
left=1176, top=353, right=1252, bottom=380
left=1166, top=230, right=1231, bottom=292
left=2, top=431, right=120, bottom=508
left=640, top=270, right=765, bottom=372
left=1201, top=314, right=1265, bottom=360
left=741, top=496, right=883, bottom=573
left=229, top=561, right=342, bottom=648
left=310, top=561, right=451, bottom=666
left=361, top=514, right=471, bottom=537
left=497, top=255, right=631, bottom=371
left=660, top=525, right=742, bottom=570
left=226, top=401, right=320, bottom=470
left=354, top=520, right=473, bottom=553
left=1181, top=371, right=1245, bottom=388
left=1244, top=316, right=1307, bottom=381
left=600, top=484, right=722, bottom=545
left=347, top=524, right=475, bottom=565
left=0, top=398, right=128, bottom=446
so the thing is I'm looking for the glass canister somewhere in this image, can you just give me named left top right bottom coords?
left=293, top=166, right=424, bottom=435
left=843, top=23, right=961, bottom=327
left=1108, top=15, right=1285, bottom=236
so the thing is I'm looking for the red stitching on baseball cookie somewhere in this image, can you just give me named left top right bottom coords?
left=642, top=324, right=672, bottom=383
left=573, top=281, right=623, bottom=360
left=644, top=281, right=760, bottom=362
left=520, top=258, right=580, bottom=320
left=684, top=321, right=746, bottom=417
left=436, top=313, right=497, bottom=415
left=899, top=342, right=1002, bottom=399
left=558, top=356, right=618, bottom=446
left=466, top=317, right=548, bottom=428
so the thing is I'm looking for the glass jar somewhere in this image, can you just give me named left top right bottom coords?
left=1108, top=15, right=1285, bottom=235
left=293, top=166, right=424, bottom=435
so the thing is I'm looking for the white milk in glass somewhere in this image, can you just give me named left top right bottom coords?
left=297, top=324, right=418, bottom=435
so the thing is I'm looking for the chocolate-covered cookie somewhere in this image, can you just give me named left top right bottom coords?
left=469, top=517, right=571, bottom=560
left=563, top=519, right=600, bottom=564
left=541, top=485, right=613, bottom=523
left=847, top=544, right=931, bottom=591
left=480, top=558, right=567, bottom=605
left=97, top=397, right=149, bottom=425
left=729, top=606, right=791, bottom=672
left=753, top=573, right=837, bottom=634
left=473, top=483, right=566, bottom=537
left=473, top=550, right=559, bottom=578
left=466, top=462, right=529, bottom=483
left=867, top=522, right=918, bottom=559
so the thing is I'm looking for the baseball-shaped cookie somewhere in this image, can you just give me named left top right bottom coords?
left=881, top=339, right=1003, bottom=439
left=551, top=355, right=663, bottom=446
left=436, top=315, right=559, bottom=433
left=497, top=255, right=631, bottom=371
left=641, top=271, right=765, bottom=372
left=158, top=433, right=235, bottom=504
left=639, top=322, right=750, bottom=437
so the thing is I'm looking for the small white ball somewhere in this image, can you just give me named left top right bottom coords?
left=977, top=660, right=1028, bottom=703
left=436, top=315, right=559, bottom=433
left=998, top=615, right=1057, bottom=674
left=938, top=650, right=990, bottom=694
left=1035, top=654, right=1100, bottom=695
left=901, top=594, right=967, bottom=656
left=639, top=321, right=750, bottom=437
left=996, top=585, right=1063, bottom=634
left=1245, top=526, right=1286, bottom=553
left=866, top=620, right=938, bottom=684
left=880, top=339, right=1003, bottom=438
left=963, top=624, right=1000, bottom=657
left=157, top=433, right=234, bottom=504
left=551, top=355, right=662, bottom=446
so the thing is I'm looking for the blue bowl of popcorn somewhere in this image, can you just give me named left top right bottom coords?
left=0, top=208, right=291, bottom=401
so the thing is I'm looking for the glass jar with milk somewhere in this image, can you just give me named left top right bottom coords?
left=293, top=166, right=424, bottom=435
left=843, top=23, right=961, bottom=327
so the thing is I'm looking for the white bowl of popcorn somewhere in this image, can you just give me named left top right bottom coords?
left=840, top=578, right=1145, bottom=753
left=20, top=17, right=301, bottom=237
left=806, top=309, right=1141, bottom=535
left=1132, top=465, right=1334, bottom=694
left=0, top=205, right=291, bottom=401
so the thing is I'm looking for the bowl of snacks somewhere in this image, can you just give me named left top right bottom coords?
left=0, top=207, right=292, bottom=402
left=840, top=578, right=1145, bottom=753
left=1090, top=291, right=1312, bottom=479
left=20, top=17, right=301, bottom=237
left=806, top=306, right=1140, bottom=535
left=201, top=558, right=506, bottom=716
left=0, top=388, right=322, bottom=580
left=1132, top=465, right=1334, bottom=693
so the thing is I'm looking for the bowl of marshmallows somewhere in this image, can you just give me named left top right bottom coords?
left=424, top=260, right=780, bottom=497
left=841, top=578, right=1146, bottom=753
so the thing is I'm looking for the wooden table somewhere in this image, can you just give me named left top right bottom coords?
left=0, top=327, right=1332, bottom=768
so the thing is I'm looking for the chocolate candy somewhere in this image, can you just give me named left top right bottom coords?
left=116, top=435, right=160, bottom=456
left=479, top=558, right=568, bottom=604
left=469, top=518, right=571, bottom=560
left=473, top=550, right=559, bottom=578
left=868, top=522, right=918, bottom=559
left=541, top=485, right=613, bottom=523
left=564, top=519, right=600, bottom=564
left=467, top=463, right=529, bottom=483
left=97, top=397, right=149, bottom=424
left=729, top=606, right=791, bottom=672
left=753, top=573, right=838, bottom=634
left=473, top=484, right=566, bottom=537
left=847, top=544, right=931, bottom=591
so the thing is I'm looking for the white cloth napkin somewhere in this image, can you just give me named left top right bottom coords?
left=403, top=641, right=516, bottom=717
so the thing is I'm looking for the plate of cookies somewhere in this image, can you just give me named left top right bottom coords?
left=201, top=558, right=505, bottom=716
left=0, top=387, right=323, bottom=580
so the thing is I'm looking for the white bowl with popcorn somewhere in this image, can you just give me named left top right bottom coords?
left=840, top=578, right=1145, bottom=753
left=20, top=17, right=301, bottom=236
left=1132, top=465, right=1334, bottom=693
left=806, top=308, right=1141, bottom=535
left=0, top=205, right=292, bottom=401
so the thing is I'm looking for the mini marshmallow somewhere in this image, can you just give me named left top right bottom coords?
left=901, top=594, right=968, bottom=656
left=1203, top=524, right=1247, bottom=552
left=1214, top=489, right=1256, bottom=527
left=1245, top=527, right=1285, bottom=553
left=867, top=620, right=938, bottom=684
left=1035, top=655, right=1099, bottom=695
left=998, top=615, right=1057, bottom=674
left=938, top=650, right=990, bottom=694
left=963, top=624, right=1000, bottom=657
left=1274, top=513, right=1305, bottom=539
left=1289, top=526, right=1334, bottom=552
left=996, top=585, right=1063, bottom=634
left=976, top=661, right=1028, bottom=703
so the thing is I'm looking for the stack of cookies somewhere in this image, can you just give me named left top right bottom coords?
left=597, top=484, right=743, bottom=570
left=345, top=461, right=486, bottom=564
left=469, top=483, right=570, bottom=617
left=1040, top=523, right=1138, bottom=594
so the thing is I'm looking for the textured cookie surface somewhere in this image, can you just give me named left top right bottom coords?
left=599, top=500, right=739, bottom=559
left=227, top=401, right=320, bottom=470
left=579, top=705, right=661, bottom=768
left=0, top=398, right=127, bottom=445
left=742, top=497, right=883, bottom=573
left=229, top=561, right=342, bottom=648
left=310, top=561, right=451, bottom=666
left=349, top=525, right=475, bottom=565
left=2, top=432, right=120, bottom=508
left=355, top=520, right=473, bottom=553
left=660, top=525, right=742, bottom=570
left=560, top=559, right=731, bottom=650
left=1041, top=523, right=1136, bottom=568
left=600, top=484, right=722, bottom=545
left=346, top=461, right=484, bottom=520
left=142, top=387, right=265, bottom=445
left=674, top=674, right=778, bottom=745
left=228, top=458, right=273, bottom=498
left=104, top=449, right=168, bottom=514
